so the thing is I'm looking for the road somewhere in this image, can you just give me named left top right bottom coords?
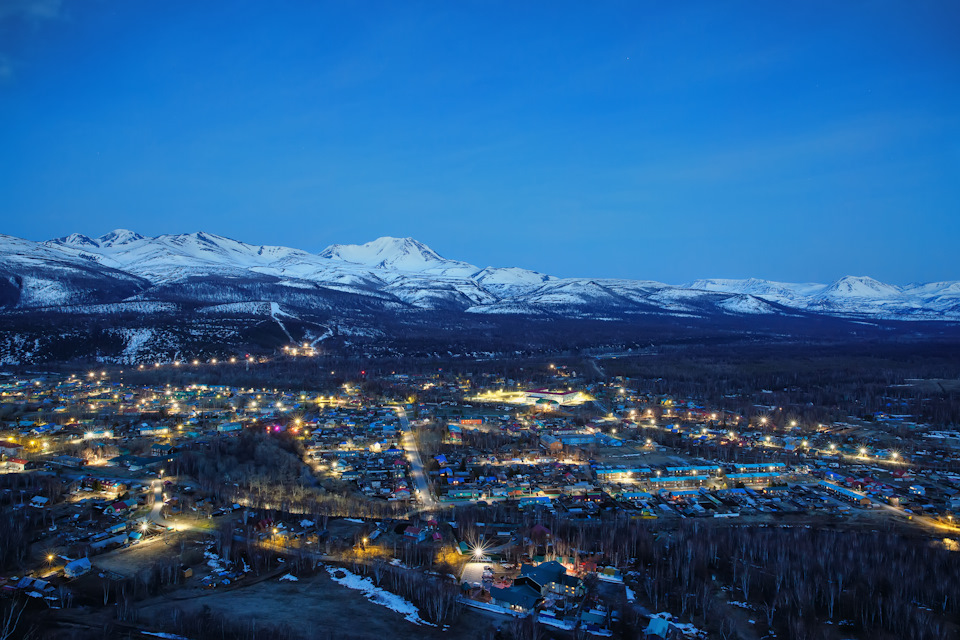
left=396, top=407, right=437, bottom=510
left=150, top=480, right=173, bottom=526
left=149, top=479, right=208, bottom=531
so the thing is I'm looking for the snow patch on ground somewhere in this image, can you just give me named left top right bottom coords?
left=197, top=301, right=271, bottom=315
left=121, top=327, right=154, bottom=357
left=649, top=612, right=707, bottom=637
left=204, top=550, right=226, bottom=572
left=279, top=573, right=298, bottom=581
left=323, top=565, right=434, bottom=626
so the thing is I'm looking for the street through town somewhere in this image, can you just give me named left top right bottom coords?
left=396, top=407, right=436, bottom=511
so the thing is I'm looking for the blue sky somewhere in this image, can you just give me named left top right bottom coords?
left=1, top=1, right=957, bottom=284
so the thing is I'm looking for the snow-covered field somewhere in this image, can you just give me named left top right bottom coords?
left=323, top=565, right=434, bottom=626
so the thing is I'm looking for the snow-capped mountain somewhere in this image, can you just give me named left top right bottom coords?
left=687, top=275, right=960, bottom=319
left=0, top=229, right=955, bottom=362
left=0, top=230, right=948, bottom=320
left=319, top=236, right=449, bottom=272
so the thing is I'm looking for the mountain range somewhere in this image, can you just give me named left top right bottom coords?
left=0, top=230, right=956, bottom=363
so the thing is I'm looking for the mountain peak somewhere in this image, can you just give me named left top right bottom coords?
left=822, top=276, right=902, bottom=298
left=97, top=229, right=144, bottom=247
left=52, top=233, right=100, bottom=248
left=318, top=236, right=447, bottom=271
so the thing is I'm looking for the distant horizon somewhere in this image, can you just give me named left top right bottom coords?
left=10, top=226, right=955, bottom=287
left=2, top=2, right=957, bottom=285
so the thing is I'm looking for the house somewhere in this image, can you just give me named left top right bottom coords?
left=519, top=561, right=584, bottom=598
left=403, top=526, right=426, bottom=542
left=90, top=533, right=128, bottom=551
left=0, top=441, right=23, bottom=456
left=64, top=557, right=92, bottom=578
left=151, top=444, right=176, bottom=457
left=6, top=458, right=29, bottom=472
left=530, top=523, right=552, bottom=540
left=644, top=616, right=684, bottom=639
left=29, top=496, right=49, bottom=508
left=489, top=583, right=542, bottom=614
left=104, top=499, right=137, bottom=515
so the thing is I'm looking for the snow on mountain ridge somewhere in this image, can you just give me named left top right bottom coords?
left=9, top=231, right=957, bottom=320
left=319, top=236, right=450, bottom=272
left=53, top=233, right=101, bottom=248
left=98, top=229, right=144, bottom=247
left=816, top=275, right=902, bottom=299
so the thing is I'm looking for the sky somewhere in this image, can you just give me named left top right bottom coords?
left=1, top=1, right=958, bottom=285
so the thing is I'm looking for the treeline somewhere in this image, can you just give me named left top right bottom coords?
left=172, top=430, right=407, bottom=519
left=342, top=558, right=464, bottom=626
left=448, top=504, right=959, bottom=640
left=565, top=517, right=954, bottom=639
left=603, top=341, right=960, bottom=425
left=0, top=474, right=70, bottom=570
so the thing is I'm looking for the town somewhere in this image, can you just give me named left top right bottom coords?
left=1, top=354, right=958, bottom=640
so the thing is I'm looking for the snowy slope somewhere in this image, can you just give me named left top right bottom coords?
left=0, top=234, right=149, bottom=308
left=319, top=237, right=450, bottom=272
left=0, top=230, right=948, bottom=321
